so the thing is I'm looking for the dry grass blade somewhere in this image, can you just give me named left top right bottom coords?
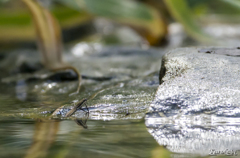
left=22, top=0, right=82, bottom=94
left=22, top=0, right=64, bottom=69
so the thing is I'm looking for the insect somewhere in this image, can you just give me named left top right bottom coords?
left=65, top=98, right=89, bottom=117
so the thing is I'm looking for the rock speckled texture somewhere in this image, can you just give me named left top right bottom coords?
left=146, top=47, right=240, bottom=157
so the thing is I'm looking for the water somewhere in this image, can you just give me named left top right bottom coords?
left=0, top=119, right=165, bottom=158
left=0, top=46, right=172, bottom=158
left=0, top=47, right=164, bottom=120
left=0, top=46, right=238, bottom=158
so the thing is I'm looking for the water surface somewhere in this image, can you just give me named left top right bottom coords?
left=0, top=119, right=164, bottom=158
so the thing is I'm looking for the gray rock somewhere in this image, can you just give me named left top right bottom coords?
left=145, top=47, right=240, bottom=157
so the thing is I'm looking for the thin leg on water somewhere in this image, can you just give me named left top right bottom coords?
left=65, top=98, right=87, bottom=117
left=79, top=102, right=89, bottom=113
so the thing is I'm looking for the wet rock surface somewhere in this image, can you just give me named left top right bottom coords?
left=145, top=47, right=240, bottom=157
left=0, top=46, right=165, bottom=120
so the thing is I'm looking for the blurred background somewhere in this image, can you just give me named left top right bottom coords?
left=1, top=0, right=240, bottom=51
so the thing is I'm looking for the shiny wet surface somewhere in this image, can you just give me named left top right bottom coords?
left=0, top=47, right=164, bottom=120
left=0, top=46, right=238, bottom=158
left=0, top=119, right=162, bottom=158
left=0, top=47, right=170, bottom=158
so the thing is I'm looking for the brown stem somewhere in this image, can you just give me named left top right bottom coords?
left=51, top=66, right=82, bottom=94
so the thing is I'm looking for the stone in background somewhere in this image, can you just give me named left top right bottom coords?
left=146, top=47, right=240, bottom=157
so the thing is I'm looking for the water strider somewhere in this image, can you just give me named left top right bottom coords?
left=65, top=98, right=88, bottom=117
left=52, top=82, right=124, bottom=119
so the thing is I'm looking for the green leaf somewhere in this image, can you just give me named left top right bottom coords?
left=220, top=0, right=240, bottom=9
left=164, top=0, right=213, bottom=43
left=57, top=0, right=167, bottom=45
left=85, top=0, right=152, bottom=20
left=58, top=0, right=152, bottom=20
left=57, top=0, right=85, bottom=11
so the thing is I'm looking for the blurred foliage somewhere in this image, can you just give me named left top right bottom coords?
left=57, top=0, right=167, bottom=45
left=190, top=0, right=240, bottom=14
left=0, top=1, right=91, bottom=48
left=164, top=0, right=213, bottom=43
left=1, top=0, right=240, bottom=47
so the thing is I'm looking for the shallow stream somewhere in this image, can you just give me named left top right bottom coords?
left=0, top=46, right=172, bottom=158
left=0, top=46, right=237, bottom=158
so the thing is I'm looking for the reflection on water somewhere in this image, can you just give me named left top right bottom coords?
left=25, top=118, right=88, bottom=158
left=25, top=120, right=60, bottom=158
left=0, top=119, right=169, bottom=158
left=74, top=115, right=89, bottom=129
left=146, top=113, right=240, bottom=158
